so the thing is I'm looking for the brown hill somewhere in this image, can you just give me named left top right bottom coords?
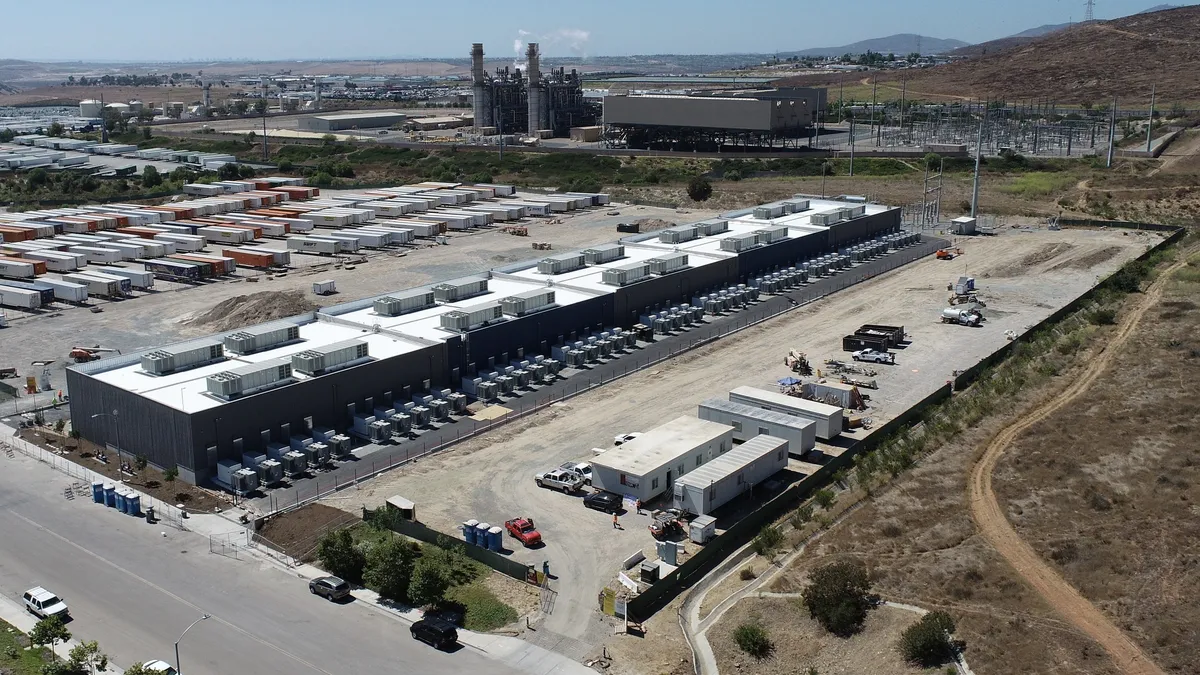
left=780, top=6, right=1200, bottom=104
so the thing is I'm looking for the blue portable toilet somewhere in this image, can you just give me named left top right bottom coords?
left=487, top=526, right=503, bottom=552
left=475, top=522, right=490, bottom=546
left=463, top=519, right=479, bottom=545
left=114, top=490, right=127, bottom=513
left=127, top=493, right=141, bottom=516
left=91, top=481, right=104, bottom=504
left=103, top=484, right=116, bottom=507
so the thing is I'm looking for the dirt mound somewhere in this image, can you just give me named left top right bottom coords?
left=988, top=243, right=1076, bottom=277
left=186, top=290, right=317, bottom=332
left=1049, top=246, right=1124, bottom=272
left=634, top=218, right=675, bottom=232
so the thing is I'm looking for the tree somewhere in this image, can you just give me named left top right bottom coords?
left=253, top=99, right=268, bottom=115
left=814, top=488, right=836, bottom=510
left=321, top=134, right=337, bottom=145
left=218, top=163, right=242, bottom=181
left=47, top=122, right=64, bottom=137
left=28, top=168, right=50, bottom=189
left=408, top=555, right=451, bottom=607
left=801, top=560, right=875, bottom=636
left=316, top=528, right=366, bottom=584
left=232, top=100, right=250, bottom=115
left=238, top=164, right=256, bottom=179
left=163, top=465, right=179, bottom=482
left=686, top=175, right=713, bottom=202
left=30, top=616, right=71, bottom=656
left=134, top=454, right=149, bottom=471
left=68, top=640, right=109, bottom=675
left=923, top=152, right=942, bottom=170
left=898, top=610, right=959, bottom=667
left=363, top=536, right=417, bottom=603
left=142, top=126, right=152, bottom=140
left=142, top=165, right=162, bottom=188
left=121, top=663, right=155, bottom=675
left=54, top=419, right=66, bottom=434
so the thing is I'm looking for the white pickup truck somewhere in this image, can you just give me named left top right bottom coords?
left=534, top=469, right=585, bottom=493
left=852, top=349, right=895, bottom=364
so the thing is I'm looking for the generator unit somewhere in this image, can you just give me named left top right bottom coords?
left=291, top=339, right=369, bottom=376
left=432, top=276, right=488, bottom=303
left=205, top=358, right=294, bottom=399
left=373, top=289, right=436, bottom=317
left=280, top=450, right=308, bottom=477
left=222, top=322, right=301, bottom=355
left=230, top=468, right=259, bottom=495
left=142, top=338, right=224, bottom=375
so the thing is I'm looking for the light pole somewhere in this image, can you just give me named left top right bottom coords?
left=175, top=614, right=210, bottom=674
left=90, top=410, right=122, bottom=476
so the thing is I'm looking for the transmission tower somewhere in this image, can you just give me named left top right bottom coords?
left=1084, top=0, right=1095, bottom=22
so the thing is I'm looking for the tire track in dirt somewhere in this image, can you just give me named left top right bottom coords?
left=967, top=255, right=1188, bottom=675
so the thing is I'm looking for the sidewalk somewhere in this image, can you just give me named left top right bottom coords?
left=0, top=594, right=124, bottom=674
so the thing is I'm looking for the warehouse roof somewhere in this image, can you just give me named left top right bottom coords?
left=593, top=416, right=734, bottom=476
left=675, top=435, right=788, bottom=488
left=307, top=112, right=407, bottom=122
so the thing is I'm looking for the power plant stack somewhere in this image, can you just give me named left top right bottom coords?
left=471, top=43, right=493, bottom=130
left=526, top=43, right=547, bottom=136
left=202, top=83, right=211, bottom=111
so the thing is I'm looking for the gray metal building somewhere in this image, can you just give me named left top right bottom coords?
left=298, top=112, right=407, bottom=132
left=672, top=435, right=789, bottom=515
left=697, top=398, right=815, bottom=455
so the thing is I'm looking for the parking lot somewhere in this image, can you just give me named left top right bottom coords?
left=323, top=225, right=1160, bottom=647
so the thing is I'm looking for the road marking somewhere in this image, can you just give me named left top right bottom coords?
left=9, top=511, right=337, bottom=675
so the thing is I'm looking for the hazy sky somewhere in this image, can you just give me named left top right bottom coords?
left=4, top=0, right=1187, bottom=61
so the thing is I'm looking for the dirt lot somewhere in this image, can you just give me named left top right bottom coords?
left=255, top=502, right=360, bottom=561
left=990, top=256, right=1200, bottom=672
left=323, top=226, right=1154, bottom=655
left=0, top=202, right=712, bottom=392
left=710, top=597, right=925, bottom=675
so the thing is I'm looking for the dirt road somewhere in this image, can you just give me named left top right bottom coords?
left=967, top=254, right=1187, bottom=675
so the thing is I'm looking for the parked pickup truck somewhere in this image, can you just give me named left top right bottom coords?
left=504, top=518, right=543, bottom=546
left=852, top=349, right=895, bottom=364
left=534, top=469, right=585, bottom=493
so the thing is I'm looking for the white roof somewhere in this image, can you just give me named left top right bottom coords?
left=593, top=416, right=734, bottom=476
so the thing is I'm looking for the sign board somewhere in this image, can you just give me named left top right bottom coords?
left=601, top=587, right=616, bottom=615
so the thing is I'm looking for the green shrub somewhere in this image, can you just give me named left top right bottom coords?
left=1086, top=308, right=1117, bottom=325
left=733, top=618, right=773, bottom=659
left=898, top=610, right=959, bottom=667
left=751, top=525, right=784, bottom=555
left=316, top=528, right=366, bottom=585
left=801, top=560, right=874, bottom=637
left=445, top=583, right=517, bottom=631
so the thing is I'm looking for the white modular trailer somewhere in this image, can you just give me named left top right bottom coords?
left=66, top=246, right=124, bottom=264
left=205, top=358, right=294, bottom=399
left=62, top=273, right=122, bottom=298
left=386, top=219, right=440, bottom=237
left=285, top=236, right=339, bottom=255
left=498, top=200, right=550, bottom=217
left=154, top=233, right=206, bottom=252
left=20, top=250, right=82, bottom=272
left=89, top=266, right=154, bottom=289
left=35, top=277, right=89, bottom=303
left=0, top=285, right=40, bottom=308
left=183, top=184, right=225, bottom=197
left=461, top=203, right=517, bottom=221
left=247, top=215, right=313, bottom=233
left=308, top=234, right=360, bottom=252
left=697, top=398, right=816, bottom=455
left=373, top=288, right=436, bottom=317
left=518, top=196, right=571, bottom=212
left=68, top=269, right=131, bottom=293
left=330, top=229, right=389, bottom=249
left=590, top=416, right=736, bottom=503
left=141, top=338, right=225, bottom=375
left=564, top=192, right=610, bottom=206
left=385, top=195, right=437, bottom=211
left=728, top=386, right=843, bottom=440
left=356, top=226, right=414, bottom=245
left=474, top=183, right=516, bottom=197
left=359, top=201, right=413, bottom=217
left=298, top=210, right=353, bottom=227
left=426, top=213, right=472, bottom=230
left=673, top=435, right=789, bottom=516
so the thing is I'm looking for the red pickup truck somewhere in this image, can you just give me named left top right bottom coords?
left=504, top=518, right=543, bottom=547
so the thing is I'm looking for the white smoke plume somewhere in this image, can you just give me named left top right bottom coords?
left=545, top=28, right=591, bottom=57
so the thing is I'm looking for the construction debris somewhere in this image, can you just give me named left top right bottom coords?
left=784, top=350, right=813, bottom=376
left=822, top=359, right=877, bottom=377
left=501, top=226, right=528, bottom=236
left=531, top=242, right=552, bottom=250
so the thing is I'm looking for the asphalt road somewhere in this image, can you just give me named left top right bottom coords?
left=0, top=451, right=521, bottom=675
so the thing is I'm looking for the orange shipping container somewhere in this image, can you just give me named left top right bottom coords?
left=0, top=255, right=47, bottom=275
left=222, top=248, right=274, bottom=268
left=0, top=226, right=32, bottom=242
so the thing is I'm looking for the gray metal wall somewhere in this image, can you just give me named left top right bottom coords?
left=604, top=96, right=775, bottom=132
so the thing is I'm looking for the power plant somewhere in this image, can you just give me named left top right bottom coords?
left=470, top=42, right=597, bottom=138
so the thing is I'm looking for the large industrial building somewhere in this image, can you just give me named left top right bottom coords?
left=603, top=87, right=827, bottom=151
left=67, top=196, right=903, bottom=485
left=298, top=111, right=407, bottom=132
left=470, top=43, right=598, bottom=137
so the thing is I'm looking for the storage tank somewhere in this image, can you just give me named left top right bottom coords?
left=79, top=100, right=103, bottom=118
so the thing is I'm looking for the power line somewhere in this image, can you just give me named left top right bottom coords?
left=1084, top=0, right=1095, bottom=22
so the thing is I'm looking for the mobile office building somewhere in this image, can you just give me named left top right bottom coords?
left=728, top=386, right=842, bottom=440
left=589, top=416, right=734, bottom=503
left=673, top=435, right=789, bottom=515
left=697, top=398, right=816, bottom=455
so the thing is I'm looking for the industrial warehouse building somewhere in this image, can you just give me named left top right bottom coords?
left=298, top=112, right=407, bottom=132
left=590, top=416, right=735, bottom=503
left=67, top=197, right=902, bottom=484
left=697, top=398, right=816, bottom=456
left=603, top=87, right=827, bottom=151
left=673, top=435, right=790, bottom=516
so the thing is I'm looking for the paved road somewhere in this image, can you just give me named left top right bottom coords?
left=254, top=237, right=947, bottom=513
left=0, top=451, right=521, bottom=675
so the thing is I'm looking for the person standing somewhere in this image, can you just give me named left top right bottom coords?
left=612, top=513, right=619, bottom=529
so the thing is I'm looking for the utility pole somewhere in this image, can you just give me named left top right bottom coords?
left=871, top=74, right=878, bottom=145
left=1106, top=95, right=1117, bottom=168
left=1146, top=84, right=1156, bottom=153
left=849, top=112, right=855, bottom=177
left=971, top=104, right=986, bottom=218
left=899, top=79, right=907, bottom=145
left=261, top=106, right=268, bottom=163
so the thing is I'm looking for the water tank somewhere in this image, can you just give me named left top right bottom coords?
left=487, top=526, right=503, bottom=551
left=463, top=519, right=479, bottom=545
left=79, top=99, right=103, bottom=118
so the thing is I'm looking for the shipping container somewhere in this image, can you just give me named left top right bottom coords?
left=178, top=253, right=236, bottom=275
left=237, top=246, right=290, bottom=265
left=154, top=233, right=206, bottom=252
left=16, top=250, right=81, bottom=272
left=222, top=248, right=275, bottom=269
left=165, top=256, right=217, bottom=277
left=36, top=277, right=89, bottom=303
left=72, top=269, right=131, bottom=294
left=144, top=259, right=201, bottom=282
left=0, top=279, right=54, bottom=305
left=0, top=258, right=38, bottom=279
left=61, top=273, right=122, bottom=298
left=91, top=266, right=153, bottom=289
left=0, top=285, right=40, bottom=308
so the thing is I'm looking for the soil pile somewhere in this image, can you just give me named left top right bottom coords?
left=186, top=290, right=317, bottom=332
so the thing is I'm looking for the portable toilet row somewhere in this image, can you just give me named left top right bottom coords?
left=92, top=480, right=141, bottom=515
left=461, top=519, right=503, bottom=551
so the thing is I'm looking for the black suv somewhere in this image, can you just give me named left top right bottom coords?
left=583, top=491, right=623, bottom=513
left=411, top=617, right=459, bottom=650
left=308, top=576, right=351, bottom=601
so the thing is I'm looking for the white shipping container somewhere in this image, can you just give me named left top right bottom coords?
left=62, top=273, right=122, bottom=297
left=16, top=250, right=80, bottom=272
left=0, top=285, right=40, bottom=308
left=37, top=277, right=89, bottom=303
left=197, top=227, right=252, bottom=244
left=308, top=235, right=359, bottom=252
left=154, top=234, right=206, bottom=252
left=288, top=237, right=339, bottom=255
left=67, top=246, right=123, bottom=264
left=0, top=260, right=37, bottom=279
left=92, top=266, right=154, bottom=289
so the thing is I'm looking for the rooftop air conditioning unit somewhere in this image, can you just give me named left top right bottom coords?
left=142, top=338, right=224, bottom=375
left=205, top=358, right=294, bottom=398
left=373, top=289, right=435, bottom=316
left=222, top=322, right=300, bottom=355
left=291, top=339, right=368, bottom=375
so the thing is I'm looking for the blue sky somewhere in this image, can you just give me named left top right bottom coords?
left=4, top=0, right=1188, bottom=61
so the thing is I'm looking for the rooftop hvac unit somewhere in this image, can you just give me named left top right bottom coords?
left=810, top=212, right=842, bottom=227
left=844, top=204, right=866, bottom=218
left=258, top=459, right=284, bottom=486
left=141, top=338, right=224, bottom=375
left=291, top=339, right=369, bottom=375
left=601, top=261, right=650, bottom=286
left=696, top=219, right=729, bottom=236
left=755, top=225, right=789, bottom=244
left=440, top=301, right=503, bottom=331
left=648, top=253, right=689, bottom=275
left=374, top=289, right=435, bottom=316
left=222, top=322, right=300, bottom=355
left=753, top=204, right=785, bottom=220
left=205, top=358, right=294, bottom=398
left=432, top=276, right=488, bottom=302
left=658, top=225, right=699, bottom=244
left=582, top=243, right=624, bottom=264
left=720, top=233, right=760, bottom=252
left=501, top=289, right=555, bottom=317
left=537, top=252, right=585, bottom=275
left=281, top=451, right=308, bottom=476
left=784, top=198, right=811, bottom=212
left=230, top=468, right=259, bottom=495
